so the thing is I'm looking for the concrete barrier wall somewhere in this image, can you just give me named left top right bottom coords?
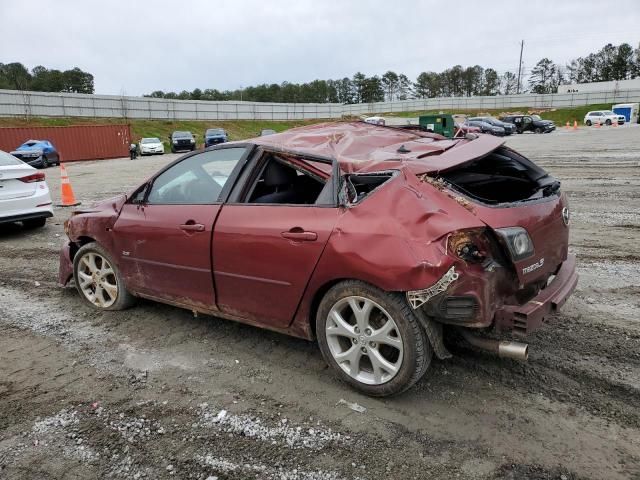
left=2, top=88, right=640, bottom=121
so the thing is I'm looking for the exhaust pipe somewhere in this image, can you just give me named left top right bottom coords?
left=458, top=329, right=529, bottom=361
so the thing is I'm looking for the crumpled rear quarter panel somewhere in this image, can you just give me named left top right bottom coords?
left=289, top=167, right=483, bottom=336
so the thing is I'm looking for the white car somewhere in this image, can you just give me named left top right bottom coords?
left=138, top=137, right=165, bottom=156
left=0, top=149, right=53, bottom=228
left=584, top=110, right=625, bottom=126
left=364, top=116, right=386, bottom=126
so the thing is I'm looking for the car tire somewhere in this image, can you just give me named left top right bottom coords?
left=605, top=119, right=612, bottom=126
left=23, top=217, right=46, bottom=229
left=586, top=120, right=592, bottom=126
left=316, top=280, right=432, bottom=397
left=534, top=127, right=543, bottom=134
left=73, top=242, right=136, bottom=311
left=41, top=156, right=49, bottom=168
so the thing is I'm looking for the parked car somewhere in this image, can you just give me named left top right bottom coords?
left=583, top=110, right=625, bottom=126
left=260, top=129, right=277, bottom=136
left=138, top=138, right=165, bottom=156
left=59, top=122, right=576, bottom=396
left=454, top=122, right=482, bottom=136
left=0, top=149, right=53, bottom=228
left=468, top=117, right=516, bottom=135
left=204, top=128, right=228, bottom=147
left=170, top=131, right=195, bottom=153
left=364, top=116, right=385, bottom=126
left=500, top=115, right=555, bottom=134
left=10, top=139, right=60, bottom=168
left=464, top=120, right=505, bottom=136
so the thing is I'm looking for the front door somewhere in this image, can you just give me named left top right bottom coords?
left=112, top=147, right=250, bottom=309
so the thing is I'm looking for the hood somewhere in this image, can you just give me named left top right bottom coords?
left=11, top=148, right=43, bottom=155
left=74, top=194, right=128, bottom=215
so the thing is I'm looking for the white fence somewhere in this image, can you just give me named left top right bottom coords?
left=2, top=88, right=640, bottom=121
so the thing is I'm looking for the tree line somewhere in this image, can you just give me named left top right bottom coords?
left=146, top=42, right=639, bottom=103
left=0, top=63, right=94, bottom=94
left=1, top=41, right=637, bottom=101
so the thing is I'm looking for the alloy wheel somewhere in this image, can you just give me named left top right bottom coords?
left=325, top=296, right=404, bottom=385
left=76, top=252, right=118, bottom=308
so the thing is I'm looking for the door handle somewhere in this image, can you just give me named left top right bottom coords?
left=180, top=222, right=205, bottom=232
left=281, top=229, right=317, bottom=241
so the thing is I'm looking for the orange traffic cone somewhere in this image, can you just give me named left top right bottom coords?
left=58, top=163, right=81, bottom=207
left=573, top=120, right=578, bottom=130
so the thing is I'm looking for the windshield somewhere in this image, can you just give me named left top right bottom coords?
left=206, top=129, right=225, bottom=135
left=0, top=150, right=25, bottom=166
left=173, top=131, right=192, bottom=139
left=141, top=138, right=161, bottom=144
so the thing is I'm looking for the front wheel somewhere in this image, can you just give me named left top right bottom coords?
left=534, top=127, right=543, bottom=134
left=73, top=242, right=136, bottom=310
left=586, top=120, right=592, bottom=126
left=317, top=281, right=432, bottom=396
left=41, top=156, right=49, bottom=168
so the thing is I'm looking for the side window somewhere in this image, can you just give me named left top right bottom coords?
left=244, top=154, right=332, bottom=206
left=147, top=147, right=246, bottom=205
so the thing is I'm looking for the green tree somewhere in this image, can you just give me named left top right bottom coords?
left=500, top=71, right=518, bottom=95
left=381, top=71, right=399, bottom=101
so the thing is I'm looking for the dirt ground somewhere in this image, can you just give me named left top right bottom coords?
left=1, top=125, right=639, bottom=480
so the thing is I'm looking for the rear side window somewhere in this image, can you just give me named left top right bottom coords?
left=0, top=150, right=24, bottom=166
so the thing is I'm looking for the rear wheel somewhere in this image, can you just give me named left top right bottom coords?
left=23, top=217, right=46, bottom=229
left=317, top=281, right=432, bottom=396
left=73, top=242, right=136, bottom=310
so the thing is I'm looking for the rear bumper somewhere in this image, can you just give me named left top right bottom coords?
left=494, top=254, right=578, bottom=336
left=0, top=210, right=53, bottom=225
left=58, top=240, right=74, bottom=286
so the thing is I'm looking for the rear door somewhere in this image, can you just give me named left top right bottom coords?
left=112, top=146, right=251, bottom=308
left=212, top=152, right=339, bottom=328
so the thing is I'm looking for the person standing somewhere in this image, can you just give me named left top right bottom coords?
left=129, top=142, right=137, bottom=160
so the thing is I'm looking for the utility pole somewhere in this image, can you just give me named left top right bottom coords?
left=516, top=40, right=524, bottom=94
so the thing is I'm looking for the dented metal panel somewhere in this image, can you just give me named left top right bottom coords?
left=0, top=124, right=131, bottom=162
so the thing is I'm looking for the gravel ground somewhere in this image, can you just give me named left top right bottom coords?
left=1, top=125, right=639, bottom=480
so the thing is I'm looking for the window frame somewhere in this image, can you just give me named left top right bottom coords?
left=226, top=147, right=339, bottom=208
left=129, top=143, right=255, bottom=206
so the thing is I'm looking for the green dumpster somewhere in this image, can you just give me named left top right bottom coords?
left=418, top=114, right=455, bottom=138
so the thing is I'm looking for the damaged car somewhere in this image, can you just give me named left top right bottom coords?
left=59, top=122, right=578, bottom=396
left=11, top=139, right=60, bottom=168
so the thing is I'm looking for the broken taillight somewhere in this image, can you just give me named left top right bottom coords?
left=448, top=228, right=488, bottom=264
left=19, top=172, right=46, bottom=183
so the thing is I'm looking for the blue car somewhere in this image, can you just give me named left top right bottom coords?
left=10, top=139, right=60, bottom=168
left=204, top=128, right=228, bottom=148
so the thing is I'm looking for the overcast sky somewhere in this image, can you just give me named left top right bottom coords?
left=1, top=0, right=638, bottom=95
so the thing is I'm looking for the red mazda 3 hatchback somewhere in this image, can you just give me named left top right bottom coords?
left=60, top=122, right=577, bottom=396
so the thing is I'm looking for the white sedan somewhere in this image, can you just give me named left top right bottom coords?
left=0, top=149, right=53, bottom=228
left=138, top=138, right=165, bottom=156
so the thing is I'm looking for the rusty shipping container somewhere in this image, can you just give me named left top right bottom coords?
left=0, top=124, right=131, bottom=162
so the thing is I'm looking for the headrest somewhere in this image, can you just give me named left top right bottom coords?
left=263, top=161, right=297, bottom=187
